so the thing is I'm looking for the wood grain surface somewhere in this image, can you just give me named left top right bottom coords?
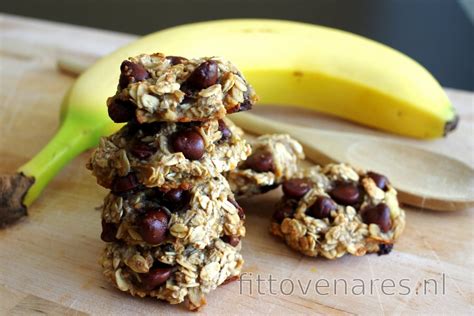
left=0, top=14, right=473, bottom=315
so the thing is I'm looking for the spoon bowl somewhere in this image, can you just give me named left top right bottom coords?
left=348, top=139, right=474, bottom=210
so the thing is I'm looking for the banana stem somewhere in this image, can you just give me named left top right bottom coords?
left=18, top=118, right=97, bottom=206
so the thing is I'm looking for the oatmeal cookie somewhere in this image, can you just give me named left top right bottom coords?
left=227, top=134, right=304, bottom=197
left=87, top=118, right=250, bottom=190
left=107, top=53, right=257, bottom=123
left=100, top=239, right=243, bottom=310
left=270, top=164, right=405, bottom=259
left=100, top=174, right=245, bottom=250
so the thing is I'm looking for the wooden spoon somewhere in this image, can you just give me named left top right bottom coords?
left=231, top=112, right=474, bottom=211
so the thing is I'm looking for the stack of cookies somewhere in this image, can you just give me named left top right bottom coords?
left=87, top=53, right=257, bottom=310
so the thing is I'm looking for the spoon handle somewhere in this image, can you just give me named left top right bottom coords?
left=231, top=112, right=360, bottom=164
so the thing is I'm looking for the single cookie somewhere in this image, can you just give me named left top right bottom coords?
left=101, top=238, right=243, bottom=310
left=107, top=53, right=257, bottom=123
left=270, top=164, right=405, bottom=259
left=227, top=134, right=304, bottom=197
left=87, top=118, right=250, bottom=190
left=100, top=174, right=245, bottom=250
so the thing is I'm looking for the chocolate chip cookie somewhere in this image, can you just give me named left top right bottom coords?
left=107, top=53, right=257, bottom=123
left=87, top=118, right=250, bottom=190
left=270, top=164, right=405, bottom=259
left=101, top=238, right=243, bottom=310
left=100, top=174, right=245, bottom=250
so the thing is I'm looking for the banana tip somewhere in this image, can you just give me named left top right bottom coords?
left=0, top=172, right=35, bottom=228
left=444, top=114, right=460, bottom=136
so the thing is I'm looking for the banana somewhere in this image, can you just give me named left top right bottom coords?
left=70, top=19, right=457, bottom=139
left=1, top=19, right=458, bottom=226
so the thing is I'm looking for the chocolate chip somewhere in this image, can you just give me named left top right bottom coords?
left=123, top=122, right=141, bottom=138
left=329, top=182, right=360, bottom=206
left=118, top=76, right=129, bottom=90
left=361, top=203, right=392, bottom=233
left=185, top=61, right=218, bottom=89
left=170, top=129, right=205, bottom=160
left=163, top=189, right=191, bottom=211
left=140, top=266, right=173, bottom=291
left=273, top=203, right=295, bottom=223
left=367, top=171, right=389, bottom=191
left=218, top=119, right=232, bottom=141
left=228, top=198, right=245, bottom=219
left=164, top=188, right=187, bottom=204
left=166, top=56, right=188, bottom=65
left=308, top=196, right=337, bottom=219
left=108, top=98, right=135, bottom=123
left=100, top=220, right=117, bottom=242
left=130, top=142, right=156, bottom=159
left=259, top=184, right=279, bottom=194
left=112, top=173, right=139, bottom=193
left=377, top=243, right=394, bottom=256
left=119, top=60, right=149, bottom=89
left=221, top=235, right=240, bottom=247
left=244, top=150, right=274, bottom=173
left=140, top=122, right=164, bottom=136
left=181, top=95, right=196, bottom=104
left=179, top=83, right=195, bottom=100
left=282, top=178, right=312, bottom=199
left=138, top=209, right=169, bottom=244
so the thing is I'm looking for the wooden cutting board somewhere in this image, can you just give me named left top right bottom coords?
left=0, top=14, right=473, bottom=315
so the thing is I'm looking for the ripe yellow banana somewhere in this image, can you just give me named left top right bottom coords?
left=1, top=19, right=458, bottom=226
left=71, top=19, right=457, bottom=139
